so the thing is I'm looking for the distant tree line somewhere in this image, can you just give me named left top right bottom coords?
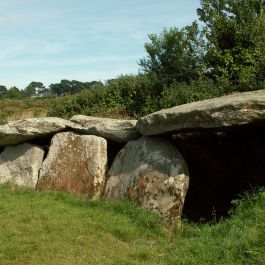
left=0, top=80, right=103, bottom=99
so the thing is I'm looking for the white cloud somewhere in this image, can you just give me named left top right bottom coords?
left=0, top=43, right=29, bottom=60
left=0, top=11, right=11, bottom=20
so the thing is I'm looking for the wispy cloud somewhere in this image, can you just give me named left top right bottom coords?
left=0, top=11, right=11, bottom=20
left=1, top=54, right=140, bottom=67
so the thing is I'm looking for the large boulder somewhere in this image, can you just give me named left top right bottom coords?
left=136, top=89, right=265, bottom=135
left=105, top=136, right=189, bottom=228
left=0, top=143, right=45, bottom=187
left=0, top=117, right=82, bottom=147
left=37, top=132, right=107, bottom=199
left=70, top=115, right=139, bottom=142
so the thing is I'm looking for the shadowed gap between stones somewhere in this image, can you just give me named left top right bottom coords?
left=172, top=126, right=265, bottom=223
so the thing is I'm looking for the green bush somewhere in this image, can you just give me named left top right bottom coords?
left=48, top=85, right=108, bottom=118
left=48, top=75, right=263, bottom=120
left=160, top=79, right=227, bottom=109
left=48, top=75, right=161, bottom=119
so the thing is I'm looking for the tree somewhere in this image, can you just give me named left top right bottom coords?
left=49, top=80, right=103, bottom=96
left=24, top=81, right=46, bottom=97
left=50, top=80, right=76, bottom=95
left=0, top=85, right=8, bottom=98
left=86, top=81, right=103, bottom=88
left=8, top=87, right=22, bottom=98
left=252, top=10, right=265, bottom=82
left=197, top=0, right=265, bottom=89
left=50, top=83, right=62, bottom=96
left=138, top=21, right=205, bottom=88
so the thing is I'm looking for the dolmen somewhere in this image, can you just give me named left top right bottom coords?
left=1, top=89, right=265, bottom=228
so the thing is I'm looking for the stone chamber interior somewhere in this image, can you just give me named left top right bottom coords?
left=172, top=125, right=265, bottom=223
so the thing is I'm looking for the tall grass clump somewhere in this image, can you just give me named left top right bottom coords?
left=169, top=188, right=265, bottom=265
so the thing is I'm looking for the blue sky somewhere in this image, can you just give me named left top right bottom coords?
left=0, top=0, right=200, bottom=89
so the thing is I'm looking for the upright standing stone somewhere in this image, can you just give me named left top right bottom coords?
left=0, top=143, right=45, bottom=187
left=105, top=136, right=189, bottom=228
left=37, top=132, right=107, bottom=199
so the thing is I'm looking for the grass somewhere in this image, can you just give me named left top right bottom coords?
left=0, top=183, right=265, bottom=265
left=0, top=96, right=132, bottom=125
left=0, top=97, right=61, bottom=124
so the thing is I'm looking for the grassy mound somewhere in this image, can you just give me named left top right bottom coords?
left=0, top=183, right=264, bottom=265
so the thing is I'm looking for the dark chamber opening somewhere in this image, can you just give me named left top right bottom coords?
left=173, top=126, right=265, bottom=223
left=107, top=140, right=126, bottom=169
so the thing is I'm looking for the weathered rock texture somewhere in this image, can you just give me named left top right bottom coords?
left=105, top=136, right=189, bottom=228
left=37, top=132, right=107, bottom=199
left=0, top=117, right=82, bottom=147
left=136, top=89, right=265, bottom=135
left=70, top=115, right=139, bottom=142
left=0, top=143, right=44, bottom=187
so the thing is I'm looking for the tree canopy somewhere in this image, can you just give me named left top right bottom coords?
left=139, top=0, right=265, bottom=91
left=0, top=85, right=8, bottom=98
left=24, top=82, right=46, bottom=97
left=49, top=80, right=103, bottom=96
left=8, top=87, right=22, bottom=98
left=138, top=22, right=205, bottom=87
left=197, top=0, right=265, bottom=89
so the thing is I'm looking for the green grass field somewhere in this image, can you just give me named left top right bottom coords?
left=0, top=183, right=264, bottom=265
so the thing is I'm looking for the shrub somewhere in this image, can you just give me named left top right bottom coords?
left=47, top=74, right=161, bottom=119
left=160, top=79, right=233, bottom=109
